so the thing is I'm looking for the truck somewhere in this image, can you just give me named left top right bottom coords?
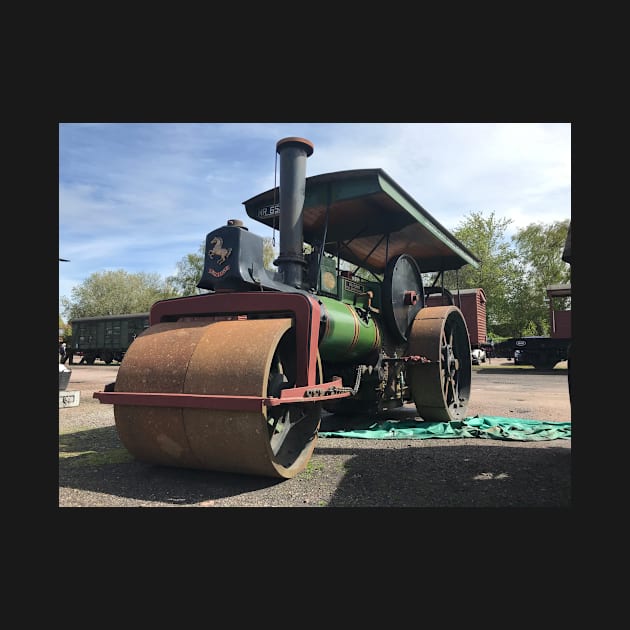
left=68, top=313, right=149, bottom=364
left=493, top=281, right=571, bottom=370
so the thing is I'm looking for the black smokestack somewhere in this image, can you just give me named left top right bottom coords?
left=274, top=137, right=314, bottom=288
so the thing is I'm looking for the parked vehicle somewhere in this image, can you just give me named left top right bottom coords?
left=426, top=287, right=487, bottom=350
left=69, top=313, right=149, bottom=364
left=471, top=347, right=486, bottom=365
left=494, top=280, right=571, bottom=370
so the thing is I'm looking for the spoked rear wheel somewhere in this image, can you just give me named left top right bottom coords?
left=406, top=305, right=472, bottom=422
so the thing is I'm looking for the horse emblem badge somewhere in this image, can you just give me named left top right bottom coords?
left=208, top=236, right=232, bottom=264
left=207, top=236, right=232, bottom=277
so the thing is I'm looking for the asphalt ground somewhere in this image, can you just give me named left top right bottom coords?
left=58, top=360, right=571, bottom=508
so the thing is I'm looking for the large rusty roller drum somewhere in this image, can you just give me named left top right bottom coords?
left=113, top=318, right=322, bottom=479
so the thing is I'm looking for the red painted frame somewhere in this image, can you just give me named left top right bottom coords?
left=94, top=291, right=352, bottom=409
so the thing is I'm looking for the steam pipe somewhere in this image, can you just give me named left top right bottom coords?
left=275, top=137, right=314, bottom=288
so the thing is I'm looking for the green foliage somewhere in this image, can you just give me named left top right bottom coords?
left=511, top=220, right=571, bottom=296
left=430, top=212, right=570, bottom=338
left=58, top=315, right=71, bottom=341
left=301, top=460, right=325, bottom=479
left=60, top=323, right=72, bottom=342
left=263, top=238, right=276, bottom=270
left=439, top=211, right=521, bottom=332
left=166, top=242, right=206, bottom=295
left=505, top=219, right=571, bottom=336
left=60, top=269, right=179, bottom=320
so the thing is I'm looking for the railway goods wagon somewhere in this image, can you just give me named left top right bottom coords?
left=70, top=313, right=149, bottom=364
left=426, top=287, right=487, bottom=348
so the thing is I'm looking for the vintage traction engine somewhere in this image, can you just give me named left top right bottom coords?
left=94, top=137, right=479, bottom=479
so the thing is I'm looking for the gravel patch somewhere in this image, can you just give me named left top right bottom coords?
left=59, top=363, right=571, bottom=508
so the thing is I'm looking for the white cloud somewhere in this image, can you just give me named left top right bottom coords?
left=59, top=122, right=570, bottom=313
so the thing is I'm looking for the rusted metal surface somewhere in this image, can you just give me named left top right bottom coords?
left=406, top=305, right=472, bottom=422
left=111, top=318, right=321, bottom=478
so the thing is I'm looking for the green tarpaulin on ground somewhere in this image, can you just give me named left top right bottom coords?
left=318, top=416, right=571, bottom=441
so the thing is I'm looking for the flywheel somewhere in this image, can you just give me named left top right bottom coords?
left=113, top=318, right=322, bottom=479
left=382, top=253, right=425, bottom=343
left=406, top=305, right=472, bottom=422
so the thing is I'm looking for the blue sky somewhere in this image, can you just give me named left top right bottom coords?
left=59, top=122, right=571, bottom=315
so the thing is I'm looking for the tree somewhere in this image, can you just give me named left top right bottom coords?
left=500, top=271, right=541, bottom=337
left=166, top=242, right=206, bottom=296
left=429, top=212, right=570, bottom=338
left=60, top=270, right=180, bottom=321
left=58, top=315, right=71, bottom=342
left=512, top=220, right=571, bottom=334
left=438, top=211, right=521, bottom=335
left=263, top=238, right=276, bottom=270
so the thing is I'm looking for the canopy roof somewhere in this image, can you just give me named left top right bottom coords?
left=243, top=169, right=479, bottom=275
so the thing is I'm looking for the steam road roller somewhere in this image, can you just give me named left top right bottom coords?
left=94, top=137, right=480, bottom=479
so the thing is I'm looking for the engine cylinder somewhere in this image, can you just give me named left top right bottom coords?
left=318, top=296, right=381, bottom=363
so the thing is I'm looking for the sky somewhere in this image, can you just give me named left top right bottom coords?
left=59, top=122, right=571, bottom=315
